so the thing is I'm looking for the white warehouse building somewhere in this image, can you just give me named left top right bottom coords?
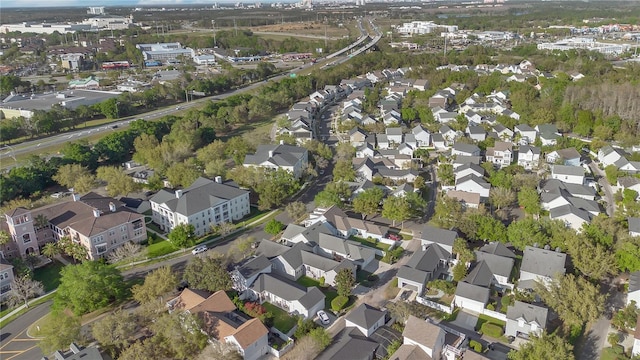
left=396, top=21, right=458, bottom=35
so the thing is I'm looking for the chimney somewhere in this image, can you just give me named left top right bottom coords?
left=268, top=150, right=274, bottom=158
left=108, top=202, right=116, bottom=212
left=92, top=209, right=101, bottom=218
left=214, top=176, right=222, bottom=184
left=279, top=140, right=284, bottom=145
left=72, top=193, right=81, bottom=202
left=175, top=189, right=183, bottom=198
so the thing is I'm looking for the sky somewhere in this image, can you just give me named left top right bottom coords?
left=2, top=0, right=268, bottom=8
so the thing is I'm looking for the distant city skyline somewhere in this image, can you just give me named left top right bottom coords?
left=2, top=0, right=301, bottom=9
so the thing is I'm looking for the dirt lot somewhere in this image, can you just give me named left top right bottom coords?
left=250, top=22, right=349, bottom=37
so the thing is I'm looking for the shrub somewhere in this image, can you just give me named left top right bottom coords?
left=319, top=276, right=325, bottom=287
left=501, top=295, right=513, bottom=308
left=244, top=302, right=266, bottom=317
left=480, top=323, right=503, bottom=338
left=427, top=279, right=456, bottom=295
left=486, top=303, right=495, bottom=311
left=469, top=340, right=482, bottom=352
left=331, top=295, right=349, bottom=311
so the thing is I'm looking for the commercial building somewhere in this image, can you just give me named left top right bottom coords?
left=136, top=42, right=195, bottom=62
left=0, top=90, right=121, bottom=119
left=396, top=21, right=458, bottom=35
left=0, top=22, right=91, bottom=34
left=537, top=37, right=630, bottom=55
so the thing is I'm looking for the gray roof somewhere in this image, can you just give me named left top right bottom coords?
left=279, top=242, right=315, bottom=269
left=455, top=281, right=490, bottom=303
left=475, top=252, right=515, bottom=278
left=520, top=246, right=566, bottom=278
left=453, top=155, right=482, bottom=166
left=629, top=218, right=640, bottom=234
left=345, top=303, right=386, bottom=330
left=506, top=301, right=549, bottom=327
left=550, top=204, right=592, bottom=223
left=479, top=242, right=516, bottom=258
left=317, top=328, right=379, bottom=360
left=244, top=144, right=306, bottom=167
left=629, top=271, right=640, bottom=293
left=256, top=240, right=290, bottom=259
left=397, top=265, right=430, bottom=285
left=463, top=260, right=494, bottom=287
left=467, top=125, right=486, bottom=135
left=453, top=143, right=480, bottom=154
left=386, top=127, right=403, bottom=136
left=552, top=165, right=584, bottom=177
left=456, top=174, right=491, bottom=189
left=431, top=133, right=444, bottom=143
left=555, top=148, right=581, bottom=160
left=519, top=145, right=540, bottom=155
left=281, top=222, right=333, bottom=243
left=251, top=273, right=324, bottom=310
left=300, top=251, right=340, bottom=272
left=619, top=176, right=640, bottom=188
left=149, top=177, right=248, bottom=217
left=567, top=197, right=600, bottom=213
left=536, top=124, right=558, bottom=135
left=237, top=255, right=272, bottom=279
left=515, top=124, right=535, bottom=132
left=419, top=225, right=457, bottom=247
left=399, top=244, right=449, bottom=283
left=541, top=179, right=596, bottom=198
left=454, top=162, right=484, bottom=176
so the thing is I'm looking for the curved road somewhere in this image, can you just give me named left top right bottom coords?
left=0, top=19, right=380, bottom=166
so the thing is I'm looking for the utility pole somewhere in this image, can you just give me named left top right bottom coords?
left=212, top=20, right=216, bottom=47
left=234, top=18, right=238, bottom=36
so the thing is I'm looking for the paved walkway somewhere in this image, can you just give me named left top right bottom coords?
left=450, top=310, right=479, bottom=331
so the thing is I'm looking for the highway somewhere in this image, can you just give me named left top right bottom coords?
left=0, top=18, right=381, bottom=167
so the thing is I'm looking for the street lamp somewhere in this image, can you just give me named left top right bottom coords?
left=211, top=20, right=217, bottom=47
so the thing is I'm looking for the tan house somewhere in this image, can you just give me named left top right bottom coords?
left=3, top=193, right=146, bottom=261
left=0, top=258, right=15, bottom=302
left=168, top=289, right=270, bottom=360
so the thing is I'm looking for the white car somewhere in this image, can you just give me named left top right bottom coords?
left=192, top=245, right=208, bottom=255
left=317, top=310, right=330, bottom=325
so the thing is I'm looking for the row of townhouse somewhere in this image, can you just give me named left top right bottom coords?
left=598, top=145, right=640, bottom=175
left=397, top=225, right=564, bottom=340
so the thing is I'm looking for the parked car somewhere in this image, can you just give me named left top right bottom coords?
left=317, top=310, right=330, bottom=325
left=388, top=233, right=401, bottom=241
left=192, top=245, right=208, bottom=255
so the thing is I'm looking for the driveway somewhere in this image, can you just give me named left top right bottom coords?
left=588, top=161, right=615, bottom=216
left=450, top=310, right=478, bottom=331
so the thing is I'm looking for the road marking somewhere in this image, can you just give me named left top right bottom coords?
left=4, top=344, right=40, bottom=360
left=5, top=339, right=38, bottom=342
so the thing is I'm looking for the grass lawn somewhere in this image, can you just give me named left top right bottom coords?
left=323, top=290, right=338, bottom=310
left=600, top=347, right=629, bottom=360
left=146, top=239, right=177, bottom=258
left=262, top=302, right=297, bottom=334
left=349, top=236, right=390, bottom=251
left=475, top=313, right=506, bottom=331
left=33, top=261, right=65, bottom=292
left=146, top=222, right=163, bottom=234
left=297, top=276, right=322, bottom=288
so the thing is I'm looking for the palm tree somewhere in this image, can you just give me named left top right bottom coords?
left=41, top=242, right=60, bottom=259
left=34, top=214, right=48, bottom=230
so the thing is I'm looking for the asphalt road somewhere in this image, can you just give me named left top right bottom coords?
left=0, top=301, right=51, bottom=360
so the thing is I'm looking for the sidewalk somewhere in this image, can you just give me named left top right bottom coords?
left=0, top=290, right=56, bottom=324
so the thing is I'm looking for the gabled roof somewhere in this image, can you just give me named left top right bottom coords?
left=478, top=242, right=516, bottom=258
left=446, top=190, right=481, bottom=206
left=345, top=303, right=386, bottom=330
left=455, top=174, right=491, bottom=189
left=519, top=145, right=540, bottom=155
left=463, top=260, right=494, bottom=287
left=317, top=327, right=379, bottom=360
left=552, top=165, right=584, bottom=177
left=455, top=281, right=490, bottom=303
left=454, top=162, right=484, bottom=176
left=244, top=144, right=306, bottom=167
left=399, top=244, right=450, bottom=284
left=553, top=148, right=581, bottom=160
left=520, top=246, right=566, bottom=278
left=453, top=143, right=480, bottom=154
left=506, top=301, right=549, bottom=327
left=256, top=239, right=290, bottom=259
left=388, top=344, right=430, bottom=360
left=279, top=242, right=315, bottom=269
left=150, top=177, right=248, bottom=217
left=475, top=251, right=515, bottom=278
left=251, top=273, right=324, bottom=310
left=402, top=315, right=444, bottom=349
left=229, top=318, right=269, bottom=349
left=419, top=225, right=457, bottom=247
left=236, top=255, right=271, bottom=280
left=550, top=204, right=592, bottom=223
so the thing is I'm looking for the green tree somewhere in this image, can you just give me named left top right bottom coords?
left=41, top=242, right=60, bottom=259
left=604, top=164, right=620, bottom=184
left=0, top=230, right=10, bottom=246
left=91, top=310, right=139, bottom=357
left=60, top=141, right=97, bottom=167
left=182, top=255, right=232, bottom=292
left=352, top=187, right=384, bottom=219
left=433, top=195, right=463, bottom=229
left=265, top=219, right=285, bottom=235
left=55, top=261, right=125, bottom=315
left=565, top=234, right=617, bottom=281
left=475, top=215, right=507, bottom=243
left=616, top=238, right=640, bottom=272
left=165, top=162, right=202, bottom=188
left=255, top=169, right=300, bottom=209
left=38, top=312, right=82, bottom=354
left=453, top=238, right=474, bottom=263
left=335, top=268, right=355, bottom=298
left=382, top=196, right=412, bottom=228
left=53, top=164, right=95, bottom=192
left=132, top=266, right=179, bottom=304
left=611, top=301, right=639, bottom=331
left=96, top=166, right=138, bottom=197
left=534, top=274, right=605, bottom=329
left=518, top=187, right=541, bottom=215
left=117, top=340, right=158, bottom=360
left=335, top=142, right=356, bottom=161
left=437, top=164, right=455, bottom=186
left=308, top=327, right=331, bottom=349
left=314, top=189, right=343, bottom=208
left=333, top=160, right=356, bottom=182
left=507, top=332, right=574, bottom=360
left=490, top=187, right=516, bottom=211
left=168, top=224, right=197, bottom=248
